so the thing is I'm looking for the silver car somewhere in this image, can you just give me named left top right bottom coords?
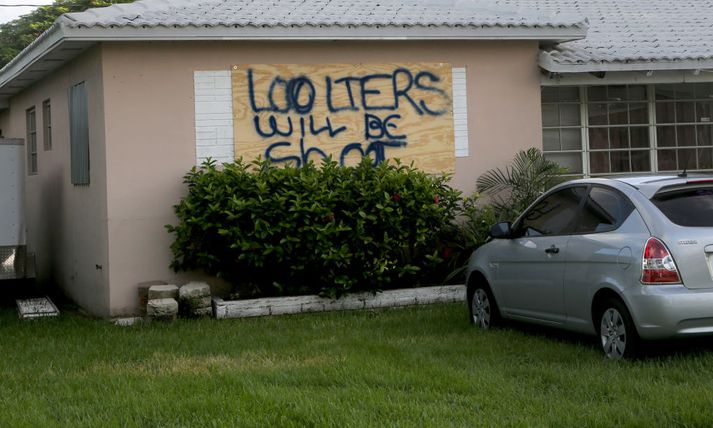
left=466, top=175, right=713, bottom=359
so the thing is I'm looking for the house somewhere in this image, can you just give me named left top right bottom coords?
left=0, top=0, right=710, bottom=317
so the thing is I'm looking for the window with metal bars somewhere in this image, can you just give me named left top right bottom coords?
left=69, top=82, right=89, bottom=185
left=542, top=83, right=713, bottom=176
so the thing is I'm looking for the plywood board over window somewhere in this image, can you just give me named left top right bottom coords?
left=232, top=63, right=456, bottom=174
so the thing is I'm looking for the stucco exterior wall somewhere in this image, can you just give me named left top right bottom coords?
left=100, top=40, right=542, bottom=315
left=1, top=46, right=110, bottom=316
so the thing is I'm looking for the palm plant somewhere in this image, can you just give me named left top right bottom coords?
left=476, top=148, right=568, bottom=221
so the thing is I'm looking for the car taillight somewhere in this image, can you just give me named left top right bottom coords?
left=641, top=237, right=681, bottom=285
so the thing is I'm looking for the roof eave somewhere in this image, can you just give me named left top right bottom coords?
left=0, top=23, right=66, bottom=108
left=61, top=22, right=587, bottom=41
left=539, top=51, right=713, bottom=73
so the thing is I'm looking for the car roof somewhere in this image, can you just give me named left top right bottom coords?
left=565, top=174, right=713, bottom=198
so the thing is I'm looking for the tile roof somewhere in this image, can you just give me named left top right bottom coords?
left=58, top=0, right=713, bottom=72
left=60, top=0, right=586, bottom=32
left=497, top=0, right=713, bottom=72
left=2, top=0, right=712, bottom=102
left=1, top=0, right=588, bottom=105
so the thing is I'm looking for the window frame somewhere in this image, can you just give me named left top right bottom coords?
left=542, top=83, right=713, bottom=177
left=26, top=106, right=37, bottom=175
left=42, top=98, right=52, bottom=151
left=653, top=83, right=713, bottom=172
left=69, top=81, right=90, bottom=185
left=541, top=87, right=586, bottom=175
left=585, top=85, right=652, bottom=175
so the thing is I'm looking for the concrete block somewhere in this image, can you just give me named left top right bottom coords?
left=148, top=284, right=179, bottom=300
left=138, top=280, right=167, bottom=315
left=299, top=296, right=327, bottom=313
left=179, top=282, right=211, bottom=299
left=147, top=298, right=178, bottom=321
left=323, top=296, right=365, bottom=311
left=212, top=285, right=467, bottom=319
left=226, top=304, right=270, bottom=318
left=192, top=307, right=213, bottom=318
left=270, top=301, right=301, bottom=316
left=181, top=296, right=212, bottom=310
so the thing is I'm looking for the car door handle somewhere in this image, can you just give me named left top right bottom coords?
left=545, top=245, right=560, bottom=254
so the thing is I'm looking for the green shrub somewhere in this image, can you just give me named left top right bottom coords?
left=435, top=194, right=497, bottom=285
left=460, top=194, right=497, bottom=251
left=166, top=158, right=461, bottom=298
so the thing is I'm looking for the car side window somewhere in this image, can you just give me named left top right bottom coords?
left=517, top=186, right=586, bottom=237
left=575, top=186, right=635, bottom=234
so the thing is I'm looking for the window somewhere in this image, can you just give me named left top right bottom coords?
left=576, top=186, right=634, bottom=234
left=42, top=99, right=51, bottom=151
left=587, top=85, right=650, bottom=174
left=26, top=107, right=37, bottom=175
left=652, top=187, right=713, bottom=227
left=517, top=186, right=586, bottom=236
left=69, top=82, right=89, bottom=185
left=655, top=83, right=713, bottom=171
left=542, top=83, right=713, bottom=176
left=542, top=87, right=583, bottom=174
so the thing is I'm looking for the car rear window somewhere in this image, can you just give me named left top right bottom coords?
left=652, top=187, right=713, bottom=227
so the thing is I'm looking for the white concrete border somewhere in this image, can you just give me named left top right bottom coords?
left=213, top=285, right=466, bottom=319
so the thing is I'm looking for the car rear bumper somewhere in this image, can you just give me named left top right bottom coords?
left=624, top=284, right=713, bottom=339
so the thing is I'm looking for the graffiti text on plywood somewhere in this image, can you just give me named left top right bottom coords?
left=232, top=63, right=455, bottom=173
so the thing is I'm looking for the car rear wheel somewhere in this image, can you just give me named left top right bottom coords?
left=469, top=285, right=499, bottom=329
left=597, top=298, right=639, bottom=359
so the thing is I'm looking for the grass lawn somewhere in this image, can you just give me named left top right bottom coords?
left=2, top=302, right=713, bottom=427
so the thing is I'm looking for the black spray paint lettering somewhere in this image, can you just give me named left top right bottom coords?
left=364, top=114, right=405, bottom=140
left=339, top=140, right=407, bottom=166
left=263, top=113, right=406, bottom=167
left=249, top=68, right=450, bottom=116
left=255, top=115, right=346, bottom=139
left=249, top=70, right=317, bottom=114
left=326, top=76, right=360, bottom=113
left=263, top=116, right=346, bottom=166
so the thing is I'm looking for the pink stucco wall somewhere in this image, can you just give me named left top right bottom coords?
left=100, top=40, right=543, bottom=315
left=0, top=46, right=110, bottom=316
left=2, top=40, right=543, bottom=316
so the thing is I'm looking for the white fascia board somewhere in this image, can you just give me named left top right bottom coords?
left=539, top=51, right=713, bottom=73
left=60, top=24, right=586, bottom=42
left=541, top=69, right=713, bottom=86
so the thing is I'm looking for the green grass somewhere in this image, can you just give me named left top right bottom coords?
left=1, top=304, right=713, bottom=427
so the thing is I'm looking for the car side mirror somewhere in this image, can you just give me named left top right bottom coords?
left=489, top=222, right=513, bottom=239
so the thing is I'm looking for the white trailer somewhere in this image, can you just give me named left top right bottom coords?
left=0, top=138, right=31, bottom=280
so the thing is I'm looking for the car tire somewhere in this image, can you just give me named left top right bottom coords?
left=597, top=298, right=640, bottom=360
left=468, top=284, right=500, bottom=330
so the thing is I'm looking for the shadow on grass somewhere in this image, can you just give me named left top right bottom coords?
left=496, top=319, right=600, bottom=350
left=643, top=337, right=713, bottom=359
left=494, top=318, right=713, bottom=360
